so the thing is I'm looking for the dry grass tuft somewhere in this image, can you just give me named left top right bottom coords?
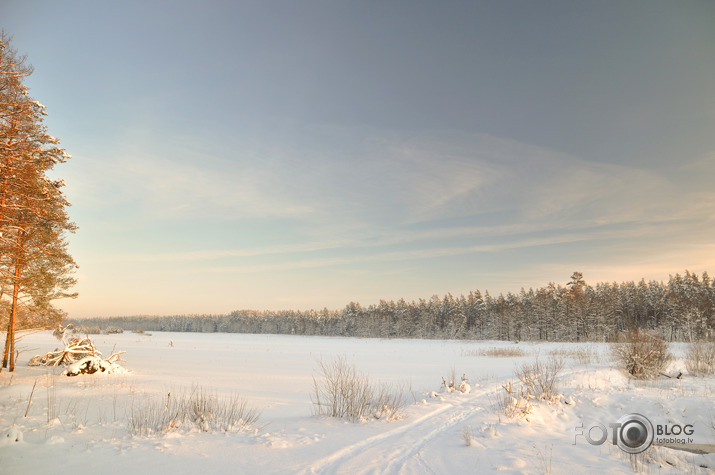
left=465, top=346, right=527, bottom=358
left=128, top=386, right=259, bottom=436
left=548, top=345, right=599, bottom=365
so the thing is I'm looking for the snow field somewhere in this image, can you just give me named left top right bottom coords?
left=1, top=332, right=714, bottom=474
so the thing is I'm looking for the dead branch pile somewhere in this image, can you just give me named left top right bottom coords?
left=29, top=335, right=100, bottom=367
left=28, top=327, right=126, bottom=375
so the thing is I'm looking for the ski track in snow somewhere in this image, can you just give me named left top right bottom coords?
left=306, top=387, right=491, bottom=474
left=306, top=367, right=588, bottom=475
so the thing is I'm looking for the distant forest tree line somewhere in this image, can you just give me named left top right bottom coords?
left=68, top=271, right=714, bottom=342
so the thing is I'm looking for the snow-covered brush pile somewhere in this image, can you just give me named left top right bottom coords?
left=28, top=332, right=126, bottom=376
left=62, top=352, right=126, bottom=377
left=29, top=335, right=98, bottom=366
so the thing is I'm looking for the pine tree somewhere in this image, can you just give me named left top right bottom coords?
left=567, top=271, right=588, bottom=340
left=1, top=33, right=77, bottom=371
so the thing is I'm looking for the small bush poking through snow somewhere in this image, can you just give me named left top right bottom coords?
left=515, top=355, right=564, bottom=402
left=613, top=329, right=672, bottom=379
left=494, top=355, right=564, bottom=421
left=311, top=356, right=407, bottom=422
left=441, top=373, right=471, bottom=394
left=495, top=381, right=534, bottom=420
left=685, top=340, right=715, bottom=376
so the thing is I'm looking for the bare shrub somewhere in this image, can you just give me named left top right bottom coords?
left=685, top=340, right=715, bottom=376
left=311, top=357, right=370, bottom=421
left=104, top=326, right=124, bottom=334
left=494, top=355, right=564, bottom=420
left=372, top=382, right=408, bottom=420
left=613, top=330, right=671, bottom=379
left=128, top=386, right=259, bottom=437
left=311, top=356, right=406, bottom=422
left=515, top=355, right=564, bottom=402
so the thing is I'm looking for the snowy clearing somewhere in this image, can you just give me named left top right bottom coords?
left=1, top=332, right=714, bottom=474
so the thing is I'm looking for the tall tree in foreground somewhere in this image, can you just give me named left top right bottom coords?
left=0, top=32, right=77, bottom=371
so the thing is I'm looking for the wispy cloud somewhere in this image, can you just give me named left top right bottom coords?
left=75, top=127, right=715, bottom=274
left=96, top=240, right=352, bottom=263
left=187, top=219, right=697, bottom=274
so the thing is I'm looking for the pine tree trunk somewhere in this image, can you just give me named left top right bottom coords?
left=2, top=234, right=24, bottom=371
left=1, top=318, right=10, bottom=369
left=1, top=155, right=12, bottom=370
left=8, top=264, right=21, bottom=371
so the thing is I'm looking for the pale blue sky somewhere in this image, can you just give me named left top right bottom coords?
left=2, top=1, right=714, bottom=317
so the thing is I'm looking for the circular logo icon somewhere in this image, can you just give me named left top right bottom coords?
left=616, top=413, right=654, bottom=454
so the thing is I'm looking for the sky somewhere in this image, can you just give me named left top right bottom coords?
left=2, top=1, right=714, bottom=318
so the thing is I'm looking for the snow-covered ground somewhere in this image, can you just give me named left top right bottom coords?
left=1, top=332, right=713, bottom=474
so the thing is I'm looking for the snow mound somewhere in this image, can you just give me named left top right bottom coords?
left=62, top=356, right=128, bottom=376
